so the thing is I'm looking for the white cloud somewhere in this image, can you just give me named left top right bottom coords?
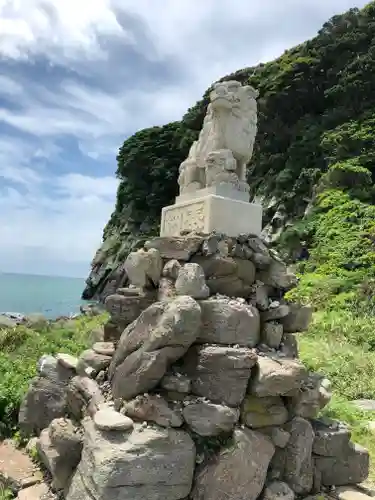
left=0, top=0, right=370, bottom=277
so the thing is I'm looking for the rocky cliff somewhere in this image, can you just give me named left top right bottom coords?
left=82, top=1, right=375, bottom=301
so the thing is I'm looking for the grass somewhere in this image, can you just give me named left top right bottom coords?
left=0, top=314, right=107, bottom=436
left=299, top=309, right=375, bottom=483
left=0, top=485, right=13, bottom=500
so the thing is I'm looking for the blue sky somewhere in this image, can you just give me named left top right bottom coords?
left=0, top=0, right=369, bottom=278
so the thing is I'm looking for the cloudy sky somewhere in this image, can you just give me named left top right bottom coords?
left=0, top=0, right=368, bottom=278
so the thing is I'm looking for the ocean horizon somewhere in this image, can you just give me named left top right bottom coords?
left=0, top=272, right=90, bottom=319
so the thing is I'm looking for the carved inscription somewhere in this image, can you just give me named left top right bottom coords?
left=162, top=201, right=206, bottom=236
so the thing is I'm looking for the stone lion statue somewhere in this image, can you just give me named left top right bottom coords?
left=178, top=80, right=259, bottom=195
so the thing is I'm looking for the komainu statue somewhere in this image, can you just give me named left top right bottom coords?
left=178, top=80, right=259, bottom=195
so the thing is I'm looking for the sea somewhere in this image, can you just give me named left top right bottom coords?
left=0, top=272, right=90, bottom=319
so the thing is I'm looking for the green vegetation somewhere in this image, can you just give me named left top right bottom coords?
left=0, top=315, right=107, bottom=437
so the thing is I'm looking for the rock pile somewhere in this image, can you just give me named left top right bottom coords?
left=18, top=232, right=369, bottom=500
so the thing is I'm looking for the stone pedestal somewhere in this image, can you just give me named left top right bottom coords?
left=160, top=191, right=262, bottom=237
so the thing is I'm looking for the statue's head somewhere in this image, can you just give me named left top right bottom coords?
left=210, top=80, right=258, bottom=116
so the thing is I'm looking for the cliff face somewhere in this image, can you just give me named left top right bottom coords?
left=83, top=1, right=375, bottom=301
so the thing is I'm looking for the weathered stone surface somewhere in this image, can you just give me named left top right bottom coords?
left=281, top=304, right=313, bottom=333
left=335, top=486, right=375, bottom=500
left=191, top=428, right=274, bottom=500
left=183, top=345, right=257, bottom=407
left=37, top=427, right=82, bottom=491
left=56, top=353, right=78, bottom=371
left=77, top=349, right=112, bottom=375
left=66, top=376, right=104, bottom=420
left=275, top=417, right=314, bottom=495
left=145, top=236, right=203, bottom=260
left=103, top=320, right=122, bottom=342
left=175, top=263, right=209, bottom=299
left=110, top=296, right=201, bottom=400
left=250, top=282, right=270, bottom=311
left=235, top=258, right=256, bottom=285
left=314, top=443, right=369, bottom=486
left=251, top=356, right=306, bottom=397
left=198, top=298, right=260, bottom=347
left=241, top=395, right=288, bottom=428
left=66, top=419, right=196, bottom=500
left=192, top=255, right=237, bottom=277
left=19, top=357, right=74, bottom=436
left=48, top=418, right=82, bottom=455
left=158, top=277, right=176, bottom=301
left=0, top=440, right=42, bottom=493
left=160, top=372, right=191, bottom=393
left=94, top=409, right=134, bottom=431
left=183, top=402, right=239, bottom=436
left=122, top=394, right=183, bottom=427
left=125, top=248, right=163, bottom=288
left=263, top=481, right=295, bottom=500
left=312, top=419, right=351, bottom=456
left=92, top=342, right=115, bottom=356
left=17, top=483, right=50, bottom=500
left=257, top=259, right=297, bottom=290
left=351, top=399, right=375, bottom=411
left=262, top=321, right=284, bottom=348
left=280, top=334, right=299, bottom=359
left=287, top=375, right=332, bottom=419
left=261, top=304, right=290, bottom=321
left=162, top=259, right=181, bottom=279
left=104, top=293, right=155, bottom=329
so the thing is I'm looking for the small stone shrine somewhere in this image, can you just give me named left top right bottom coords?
left=18, top=80, right=370, bottom=500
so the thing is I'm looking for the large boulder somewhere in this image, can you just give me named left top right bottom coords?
left=144, top=236, right=203, bottom=260
left=197, top=298, right=260, bottom=347
left=109, top=296, right=201, bottom=400
left=66, top=419, right=196, bottom=500
left=191, top=428, right=274, bottom=500
left=18, top=356, right=75, bottom=436
left=183, top=345, right=257, bottom=407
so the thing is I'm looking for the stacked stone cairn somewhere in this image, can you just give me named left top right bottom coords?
left=18, top=232, right=369, bottom=500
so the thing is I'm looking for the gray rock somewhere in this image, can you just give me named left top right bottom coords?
left=262, top=322, right=284, bottom=348
left=312, top=419, right=351, bottom=456
left=66, top=419, right=196, bottom=500
left=92, top=342, right=115, bottom=356
left=66, top=376, right=104, bottom=420
left=287, top=375, right=332, bottom=419
left=241, top=395, right=288, bottom=428
left=37, top=426, right=82, bottom=491
left=104, top=293, right=155, bottom=329
left=109, top=296, right=201, bottom=400
left=145, top=236, right=203, bottom=260
left=247, top=237, right=270, bottom=256
left=162, top=259, right=181, bottom=280
left=250, top=282, right=270, bottom=311
left=314, top=442, right=369, bottom=486
left=175, top=263, right=209, bottom=299
left=281, top=304, right=313, bottom=333
left=261, top=304, right=290, bottom=321
left=352, top=399, right=375, bottom=411
left=191, top=428, right=274, bottom=500
left=94, top=409, right=134, bottom=431
left=263, top=481, right=295, bottom=500
left=183, top=345, right=257, bottom=407
left=198, top=299, right=260, bottom=347
left=122, top=394, right=183, bottom=427
left=252, top=252, right=272, bottom=269
left=158, top=277, right=177, bottom=301
left=77, top=349, right=112, bottom=375
left=48, top=418, right=82, bottom=454
left=56, top=353, right=78, bottom=371
left=19, top=359, right=74, bottom=436
left=280, top=334, right=299, bottom=359
left=183, top=402, right=239, bottom=436
left=283, top=417, right=314, bottom=495
left=257, top=259, right=297, bottom=290
left=251, top=357, right=306, bottom=397
left=0, top=314, right=18, bottom=327
left=160, top=372, right=191, bottom=393
left=125, top=247, right=163, bottom=288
